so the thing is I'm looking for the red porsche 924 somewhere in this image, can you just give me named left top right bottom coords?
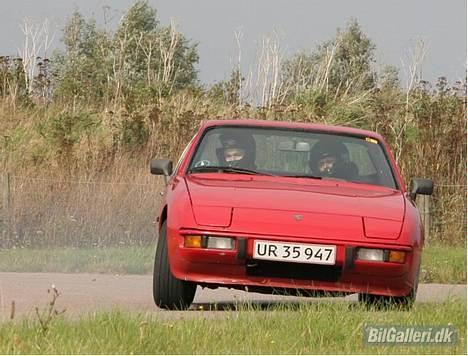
left=150, top=119, right=433, bottom=309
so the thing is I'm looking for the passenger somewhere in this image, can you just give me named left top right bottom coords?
left=309, top=139, right=358, bottom=180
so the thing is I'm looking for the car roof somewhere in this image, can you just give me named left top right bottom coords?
left=200, top=119, right=384, bottom=141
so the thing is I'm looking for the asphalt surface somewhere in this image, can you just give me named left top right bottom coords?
left=0, top=272, right=465, bottom=320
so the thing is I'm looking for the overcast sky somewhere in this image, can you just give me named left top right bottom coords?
left=1, top=0, right=466, bottom=85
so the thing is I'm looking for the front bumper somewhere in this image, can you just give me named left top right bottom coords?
left=166, top=227, right=415, bottom=297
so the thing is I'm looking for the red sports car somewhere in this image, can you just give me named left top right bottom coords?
left=150, top=119, right=433, bottom=309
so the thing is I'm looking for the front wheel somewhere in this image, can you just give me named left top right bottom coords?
left=153, top=221, right=196, bottom=310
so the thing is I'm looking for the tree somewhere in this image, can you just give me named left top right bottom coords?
left=326, top=19, right=376, bottom=94
left=209, top=68, right=244, bottom=105
left=0, top=56, right=28, bottom=106
left=52, top=1, right=199, bottom=107
left=379, top=65, right=400, bottom=91
left=52, top=11, right=111, bottom=105
left=114, top=0, right=159, bottom=82
left=281, top=19, right=376, bottom=99
left=114, top=0, right=198, bottom=97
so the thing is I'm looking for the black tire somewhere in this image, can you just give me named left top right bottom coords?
left=153, top=221, right=196, bottom=310
left=358, top=262, right=420, bottom=310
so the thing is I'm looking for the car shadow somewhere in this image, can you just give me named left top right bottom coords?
left=190, top=299, right=417, bottom=312
left=190, top=299, right=360, bottom=311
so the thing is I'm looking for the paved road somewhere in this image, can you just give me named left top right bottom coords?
left=0, top=272, right=465, bottom=320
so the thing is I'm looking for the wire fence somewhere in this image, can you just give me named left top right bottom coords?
left=0, top=173, right=466, bottom=248
left=427, top=184, right=466, bottom=245
left=0, top=173, right=165, bottom=248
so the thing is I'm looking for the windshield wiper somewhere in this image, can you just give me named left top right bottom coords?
left=282, top=174, right=322, bottom=180
left=189, top=166, right=274, bottom=176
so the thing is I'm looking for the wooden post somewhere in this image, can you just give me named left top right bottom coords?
left=2, top=173, right=11, bottom=246
left=2, top=173, right=10, bottom=211
left=423, top=195, right=431, bottom=244
left=416, top=194, right=431, bottom=244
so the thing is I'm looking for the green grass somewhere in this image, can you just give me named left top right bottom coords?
left=0, top=300, right=465, bottom=354
left=421, top=244, right=467, bottom=284
left=0, top=244, right=465, bottom=284
left=0, top=246, right=155, bottom=275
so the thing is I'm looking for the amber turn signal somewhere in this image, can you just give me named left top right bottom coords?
left=388, top=250, right=406, bottom=263
left=184, top=235, right=202, bottom=248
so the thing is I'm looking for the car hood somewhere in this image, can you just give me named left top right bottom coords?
left=185, top=175, right=405, bottom=240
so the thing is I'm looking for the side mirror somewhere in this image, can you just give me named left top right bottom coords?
left=409, top=178, right=433, bottom=200
left=150, top=159, right=173, bottom=176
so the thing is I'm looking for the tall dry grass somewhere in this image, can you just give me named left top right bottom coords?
left=429, top=185, right=467, bottom=245
left=0, top=81, right=465, bottom=248
left=1, top=164, right=165, bottom=248
left=2, top=171, right=464, bottom=248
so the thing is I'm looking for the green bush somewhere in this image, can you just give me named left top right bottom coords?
left=119, top=115, right=149, bottom=149
left=37, top=112, right=100, bottom=156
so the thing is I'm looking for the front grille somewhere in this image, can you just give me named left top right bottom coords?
left=246, top=259, right=342, bottom=282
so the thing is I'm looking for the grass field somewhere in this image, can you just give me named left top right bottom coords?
left=0, top=299, right=465, bottom=354
left=0, top=246, right=154, bottom=275
left=0, top=244, right=465, bottom=284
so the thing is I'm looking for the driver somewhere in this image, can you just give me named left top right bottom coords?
left=224, top=146, right=246, bottom=164
left=217, top=132, right=256, bottom=169
left=309, top=139, right=354, bottom=179
left=316, top=153, right=338, bottom=176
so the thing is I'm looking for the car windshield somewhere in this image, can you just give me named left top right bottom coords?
left=188, top=126, right=397, bottom=189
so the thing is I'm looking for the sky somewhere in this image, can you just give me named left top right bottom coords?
left=0, top=0, right=466, bottom=86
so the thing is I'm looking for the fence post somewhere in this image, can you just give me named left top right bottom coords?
left=422, top=195, right=431, bottom=244
left=416, top=194, right=432, bottom=245
left=1, top=173, right=11, bottom=246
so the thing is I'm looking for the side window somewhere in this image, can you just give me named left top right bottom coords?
left=191, top=132, right=221, bottom=165
left=173, top=133, right=197, bottom=175
left=345, top=142, right=377, bottom=176
left=343, top=140, right=396, bottom=189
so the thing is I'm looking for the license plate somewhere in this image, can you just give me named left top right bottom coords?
left=253, top=240, right=336, bottom=265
